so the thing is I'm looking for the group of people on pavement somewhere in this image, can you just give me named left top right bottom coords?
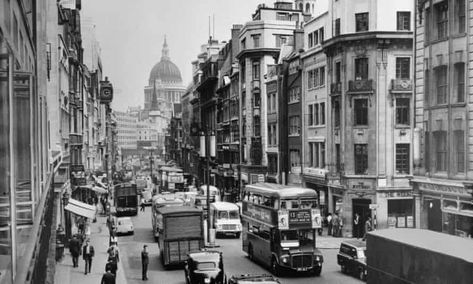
left=68, top=235, right=95, bottom=274
left=323, top=212, right=374, bottom=240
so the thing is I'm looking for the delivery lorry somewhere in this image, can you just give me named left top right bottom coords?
left=366, top=228, right=473, bottom=284
left=114, top=183, right=138, bottom=217
left=156, top=206, right=204, bottom=267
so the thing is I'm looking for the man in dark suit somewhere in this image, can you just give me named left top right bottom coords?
left=82, top=239, right=95, bottom=274
left=69, top=235, right=81, bottom=267
left=105, top=259, right=118, bottom=277
left=141, top=245, right=149, bottom=280
left=101, top=268, right=116, bottom=284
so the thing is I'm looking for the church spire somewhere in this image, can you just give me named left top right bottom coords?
left=161, top=35, right=170, bottom=60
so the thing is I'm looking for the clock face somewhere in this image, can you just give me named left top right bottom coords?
left=101, top=87, right=112, bottom=99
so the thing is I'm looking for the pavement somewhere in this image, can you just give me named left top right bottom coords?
left=54, top=215, right=127, bottom=284
left=316, top=228, right=355, bottom=249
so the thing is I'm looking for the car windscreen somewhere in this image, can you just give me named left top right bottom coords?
left=196, top=261, right=217, bottom=271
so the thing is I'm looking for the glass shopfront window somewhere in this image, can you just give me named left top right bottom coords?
left=388, top=199, right=414, bottom=228
left=442, top=212, right=473, bottom=238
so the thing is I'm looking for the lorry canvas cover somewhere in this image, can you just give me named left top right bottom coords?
left=367, top=228, right=473, bottom=284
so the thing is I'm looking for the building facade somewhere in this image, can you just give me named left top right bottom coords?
left=323, top=0, right=415, bottom=237
left=238, top=2, right=304, bottom=186
left=412, top=0, right=473, bottom=238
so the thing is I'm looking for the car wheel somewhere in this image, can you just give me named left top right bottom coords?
left=235, top=232, right=241, bottom=239
left=248, top=244, right=254, bottom=261
left=312, top=266, right=322, bottom=276
left=359, top=269, right=366, bottom=281
left=341, top=264, right=347, bottom=273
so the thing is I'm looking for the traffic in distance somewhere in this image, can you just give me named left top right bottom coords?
left=111, top=165, right=473, bottom=283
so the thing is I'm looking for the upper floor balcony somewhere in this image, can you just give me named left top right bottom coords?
left=390, top=79, right=413, bottom=93
left=348, top=79, right=373, bottom=93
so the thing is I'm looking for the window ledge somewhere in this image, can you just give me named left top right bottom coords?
left=394, top=125, right=410, bottom=129
left=429, top=104, right=448, bottom=110
left=428, top=38, right=448, bottom=45
left=288, top=134, right=300, bottom=137
left=451, top=102, right=466, bottom=107
left=288, top=100, right=300, bottom=105
left=451, top=33, right=467, bottom=39
left=393, top=174, right=412, bottom=178
left=353, top=125, right=369, bottom=129
left=308, top=125, right=326, bottom=129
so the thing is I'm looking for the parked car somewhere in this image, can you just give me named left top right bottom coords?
left=184, top=250, right=225, bottom=284
left=337, top=240, right=367, bottom=281
left=116, top=217, right=134, bottom=235
left=227, top=274, right=280, bottom=284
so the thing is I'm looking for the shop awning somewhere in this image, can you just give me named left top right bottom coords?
left=65, top=198, right=96, bottom=219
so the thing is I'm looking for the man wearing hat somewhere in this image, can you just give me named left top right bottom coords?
left=141, top=245, right=149, bottom=280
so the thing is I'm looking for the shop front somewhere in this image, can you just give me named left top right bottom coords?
left=412, top=178, right=473, bottom=238
left=376, top=190, right=415, bottom=230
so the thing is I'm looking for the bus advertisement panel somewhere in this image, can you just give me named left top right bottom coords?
left=241, top=183, right=324, bottom=276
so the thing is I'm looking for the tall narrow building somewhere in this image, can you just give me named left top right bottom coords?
left=412, top=0, right=473, bottom=238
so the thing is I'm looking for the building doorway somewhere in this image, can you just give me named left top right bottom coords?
left=426, top=199, right=442, bottom=232
left=352, top=198, right=371, bottom=238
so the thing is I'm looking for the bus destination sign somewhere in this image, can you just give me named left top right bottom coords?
left=288, top=210, right=312, bottom=227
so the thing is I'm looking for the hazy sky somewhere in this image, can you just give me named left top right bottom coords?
left=82, top=0, right=276, bottom=111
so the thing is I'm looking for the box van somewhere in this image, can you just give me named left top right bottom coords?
left=209, top=202, right=242, bottom=238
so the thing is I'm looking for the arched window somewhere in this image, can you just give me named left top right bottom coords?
left=299, top=3, right=303, bottom=10
left=306, top=3, right=310, bottom=13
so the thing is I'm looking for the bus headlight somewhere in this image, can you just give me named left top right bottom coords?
left=281, top=256, right=289, bottom=264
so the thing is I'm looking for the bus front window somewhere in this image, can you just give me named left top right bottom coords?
left=218, top=211, right=229, bottom=219
left=229, top=210, right=239, bottom=219
left=298, top=229, right=315, bottom=246
left=280, top=230, right=299, bottom=247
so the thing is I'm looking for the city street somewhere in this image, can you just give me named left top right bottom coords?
left=117, top=209, right=363, bottom=284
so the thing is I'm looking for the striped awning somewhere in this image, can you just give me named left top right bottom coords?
left=65, top=198, right=96, bottom=219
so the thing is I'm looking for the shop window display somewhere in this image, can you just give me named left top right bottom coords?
left=387, top=199, right=414, bottom=228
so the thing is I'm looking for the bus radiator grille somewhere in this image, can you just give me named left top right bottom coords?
left=291, top=254, right=312, bottom=269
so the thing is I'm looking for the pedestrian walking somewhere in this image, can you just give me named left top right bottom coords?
left=105, top=259, right=118, bottom=277
left=82, top=239, right=95, bottom=275
left=107, top=243, right=120, bottom=263
left=101, top=268, right=116, bottom=284
left=69, top=235, right=81, bottom=267
left=363, top=216, right=373, bottom=241
left=326, top=213, right=333, bottom=236
left=353, top=213, right=360, bottom=238
left=141, top=245, right=149, bottom=280
left=338, top=214, right=344, bottom=237
left=140, top=198, right=146, bottom=212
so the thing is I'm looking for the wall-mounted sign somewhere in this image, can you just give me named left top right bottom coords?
left=99, top=79, right=113, bottom=104
left=70, top=164, right=86, bottom=186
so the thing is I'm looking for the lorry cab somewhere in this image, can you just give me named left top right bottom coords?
left=198, top=185, right=221, bottom=202
left=209, top=202, right=242, bottom=238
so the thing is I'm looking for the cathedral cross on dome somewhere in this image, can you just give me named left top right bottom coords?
left=161, top=35, right=170, bottom=60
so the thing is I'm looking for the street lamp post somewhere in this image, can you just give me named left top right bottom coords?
left=200, top=130, right=216, bottom=245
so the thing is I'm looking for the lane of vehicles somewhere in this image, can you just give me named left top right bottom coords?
left=209, top=202, right=242, bottom=238
left=241, top=183, right=324, bottom=276
left=337, top=240, right=367, bottom=281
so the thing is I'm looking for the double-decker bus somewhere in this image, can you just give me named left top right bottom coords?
left=151, top=193, right=185, bottom=241
left=241, top=183, right=324, bottom=276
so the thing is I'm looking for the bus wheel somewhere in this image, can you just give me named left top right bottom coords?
left=312, top=266, right=322, bottom=276
left=271, top=258, right=280, bottom=277
left=248, top=245, right=254, bottom=261
left=341, top=264, right=347, bottom=273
